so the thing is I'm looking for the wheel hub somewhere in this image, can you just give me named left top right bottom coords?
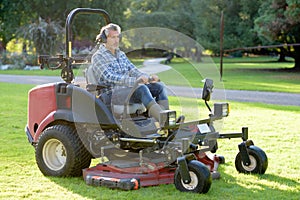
left=43, top=139, right=67, bottom=171
left=241, top=155, right=257, bottom=171
left=181, top=171, right=198, bottom=190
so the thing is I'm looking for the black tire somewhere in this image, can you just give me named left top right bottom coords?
left=35, top=125, right=92, bottom=177
left=235, top=145, right=268, bottom=174
left=174, top=160, right=212, bottom=193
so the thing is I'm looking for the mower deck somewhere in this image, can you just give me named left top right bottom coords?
left=83, top=159, right=176, bottom=190
left=83, top=153, right=223, bottom=190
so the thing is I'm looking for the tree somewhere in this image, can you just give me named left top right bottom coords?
left=125, top=0, right=195, bottom=37
left=255, top=0, right=300, bottom=71
left=124, top=0, right=202, bottom=59
left=17, top=17, right=64, bottom=55
left=191, top=0, right=263, bottom=54
left=0, top=0, right=128, bottom=55
left=0, top=0, right=29, bottom=50
left=75, top=0, right=127, bottom=44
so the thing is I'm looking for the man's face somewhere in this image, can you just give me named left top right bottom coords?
left=106, top=30, right=120, bottom=51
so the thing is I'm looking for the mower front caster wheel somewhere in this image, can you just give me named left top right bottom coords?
left=235, top=145, right=268, bottom=174
left=174, top=160, right=212, bottom=193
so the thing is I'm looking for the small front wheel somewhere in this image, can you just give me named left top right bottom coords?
left=174, top=160, right=212, bottom=193
left=235, top=145, right=268, bottom=174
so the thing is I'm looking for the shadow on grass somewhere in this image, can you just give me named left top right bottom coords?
left=211, top=167, right=299, bottom=199
left=222, top=59, right=294, bottom=64
left=233, top=67, right=300, bottom=73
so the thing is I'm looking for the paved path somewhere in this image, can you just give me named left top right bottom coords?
left=0, top=58, right=299, bottom=106
left=165, top=85, right=300, bottom=106
left=141, top=58, right=171, bottom=74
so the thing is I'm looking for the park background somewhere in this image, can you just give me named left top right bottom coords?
left=0, top=0, right=299, bottom=199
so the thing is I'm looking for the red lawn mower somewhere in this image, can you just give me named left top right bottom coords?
left=25, top=8, right=268, bottom=193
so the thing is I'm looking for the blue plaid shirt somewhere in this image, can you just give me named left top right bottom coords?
left=91, top=44, right=148, bottom=93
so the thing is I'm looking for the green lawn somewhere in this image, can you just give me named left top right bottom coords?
left=1, top=56, right=299, bottom=93
left=0, top=82, right=299, bottom=199
left=159, top=56, right=300, bottom=93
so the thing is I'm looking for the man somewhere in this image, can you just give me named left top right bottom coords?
left=91, top=23, right=169, bottom=122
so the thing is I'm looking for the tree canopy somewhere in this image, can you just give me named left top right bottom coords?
left=255, top=0, right=300, bottom=70
left=1, top=0, right=300, bottom=70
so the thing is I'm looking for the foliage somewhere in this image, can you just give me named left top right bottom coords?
left=255, top=0, right=300, bottom=70
left=17, top=17, right=64, bottom=55
left=124, top=1, right=201, bottom=60
left=191, top=0, right=263, bottom=53
left=2, top=0, right=300, bottom=71
left=124, top=0, right=263, bottom=59
left=125, top=0, right=194, bottom=37
left=0, top=0, right=127, bottom=54
left=0, top=1, right=29, bottom=49
left=0, top=51, right=38, bottom=69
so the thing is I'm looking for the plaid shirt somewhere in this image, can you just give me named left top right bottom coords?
left=91, top=44, right=148, bottom=93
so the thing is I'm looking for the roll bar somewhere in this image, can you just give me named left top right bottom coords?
left=38, top=8, right=111, bottom=83
left=65, top=8, right=111, bottom=58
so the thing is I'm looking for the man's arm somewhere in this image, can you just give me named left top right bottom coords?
left=120, top=52, right=149, bottom=78
left=124, top=56, right=160, bottom=84
left=125, top=57, right=160, bottom=83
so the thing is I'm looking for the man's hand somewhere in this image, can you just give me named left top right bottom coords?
left=137, top=74, right=160, bottom=84
left=149, top=74, right=160, bottom=83
left=137, top=75, right=149, bottom=84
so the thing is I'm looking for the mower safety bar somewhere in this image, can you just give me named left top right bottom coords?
left=65, top=8, right=111, bottom=58
left=38, top=8, right=111, bottom=81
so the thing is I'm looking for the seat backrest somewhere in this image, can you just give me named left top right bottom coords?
left=85, top=66, right=98, bottom=84
left=84, top=66, right=146, bottom=115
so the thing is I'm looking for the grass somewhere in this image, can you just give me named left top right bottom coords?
left=158, top=56, right=300, bottom=93
left=1, top=56, right=299, bottom=93
left=0, top=82, right=299, bottom=199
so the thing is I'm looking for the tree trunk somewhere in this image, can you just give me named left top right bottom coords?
left=195, top=46, right=202, bottom=62
left=293, top=46, right=300, bottom=71
left=293, top=57, right=300, bottom=71
left=1, top=39, right=7, bottom=51
left=278, top=52, right=286, bottom=62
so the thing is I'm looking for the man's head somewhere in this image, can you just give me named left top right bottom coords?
left=96, top=23, right=121, bottom=52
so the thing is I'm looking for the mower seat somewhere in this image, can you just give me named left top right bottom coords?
left=85, top=66, right=146, bottom=115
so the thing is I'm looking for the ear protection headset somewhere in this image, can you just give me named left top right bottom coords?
left=99, top=28, right=108, bottom=43
left=96, top=23, right=122, bottom=43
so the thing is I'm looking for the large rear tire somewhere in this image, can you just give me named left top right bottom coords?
left=174, top=160, right=212, bottom=193
left=35, top=125, right=92, bottom=177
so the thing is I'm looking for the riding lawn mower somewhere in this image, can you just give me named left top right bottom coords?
left=25, top=8, right=268, bottom=193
